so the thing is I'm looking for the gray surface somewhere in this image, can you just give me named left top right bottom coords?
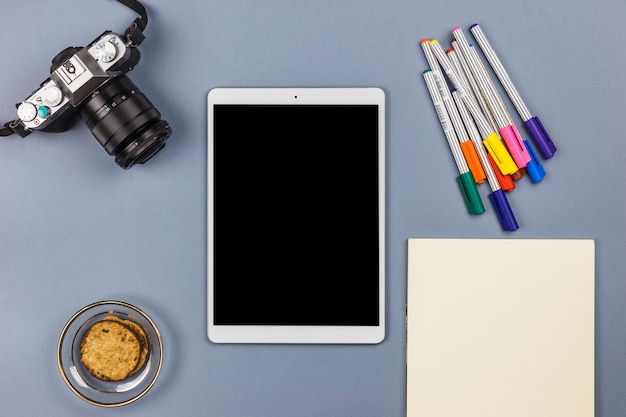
left=0, top=0, right=624, bottom=416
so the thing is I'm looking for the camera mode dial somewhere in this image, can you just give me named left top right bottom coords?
left=40, top=85, right=63, bottom=107
left=93, top=40, right=117, bottom=63
left=17, top=102, right=37, bottom=122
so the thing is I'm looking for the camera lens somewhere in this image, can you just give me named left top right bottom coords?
left=78, top=75, right=172, bottom=169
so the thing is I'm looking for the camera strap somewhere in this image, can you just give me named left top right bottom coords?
left=118, top=0, right=149, bottom=46
left=2, top=117, right=36, bottom=137
left=1, top=0, right=150, bottom=137
left=0, top=121, right=21, bottom=137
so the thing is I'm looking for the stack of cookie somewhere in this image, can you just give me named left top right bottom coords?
left=80, top=316, right=149, bottom=381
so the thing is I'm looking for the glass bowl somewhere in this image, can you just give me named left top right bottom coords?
left=57, top=300, right=163, bottom=407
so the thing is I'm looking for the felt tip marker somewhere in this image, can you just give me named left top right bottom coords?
left=470, top=23, right=557, bottom=159
left=443, top=47, right=487, bottom=183
left=429, top=39, right=518, bottom=176
left=423, top=70, right=485, bottom=215
left=421, top=40, right=486, bottom=184
left=452, top=27, right=531, bottom=169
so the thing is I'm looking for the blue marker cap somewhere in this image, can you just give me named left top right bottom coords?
left=523, top=139, right=546, bottom=183
left=488, top=189, right=519, bottom=231
left=524, top=116, right=556, bottom=159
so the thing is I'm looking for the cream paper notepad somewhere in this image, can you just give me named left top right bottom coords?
left=407, top=239, right=594, bottom=417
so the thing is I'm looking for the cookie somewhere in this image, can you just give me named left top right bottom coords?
left=80, top=316, right=148, bottom=381
left=106, top=316, right=149, bottom=377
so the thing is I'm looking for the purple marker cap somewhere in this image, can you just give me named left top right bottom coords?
left=524, top=116, right=556, bottom=159
left=489, top=189, right=519, bottom=231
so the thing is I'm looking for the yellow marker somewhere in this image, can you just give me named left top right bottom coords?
left=483, top=132, right=518, bottom=175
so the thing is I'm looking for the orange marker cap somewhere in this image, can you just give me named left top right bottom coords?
left=459, top=140, right=486, bottom=184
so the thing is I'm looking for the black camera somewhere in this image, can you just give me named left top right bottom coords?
left=2, top=0, right=171, bottom=169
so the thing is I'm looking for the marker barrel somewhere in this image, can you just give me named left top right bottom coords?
left=469, top=24, right=532, bottom=120
left=423, top=71, right=468, bottom=174
left=470, top=23, right=557, bottom=159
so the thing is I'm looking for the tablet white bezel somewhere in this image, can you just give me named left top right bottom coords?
left=207, top=87, right=385, bottom=344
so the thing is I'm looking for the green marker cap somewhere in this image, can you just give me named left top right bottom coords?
left=456, top=172, right=485, bottom=215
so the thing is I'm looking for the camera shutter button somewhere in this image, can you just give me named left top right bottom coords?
left=37, top=106, right=51, bottom=118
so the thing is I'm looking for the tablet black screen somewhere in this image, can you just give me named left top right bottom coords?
left=212, top=104, right=380, bottom=326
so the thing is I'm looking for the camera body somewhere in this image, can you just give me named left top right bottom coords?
left=14, top=30, right=171, bottom=169
left=18, top=32, right=134, bottom=130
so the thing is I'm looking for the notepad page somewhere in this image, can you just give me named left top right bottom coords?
left=406, top=238, right=594, bottom=417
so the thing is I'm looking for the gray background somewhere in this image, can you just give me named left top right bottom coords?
left=0, top=0, right=624, bottom=416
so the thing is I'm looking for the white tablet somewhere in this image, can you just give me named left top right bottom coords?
left=207, top=87, right=385, bottom=344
